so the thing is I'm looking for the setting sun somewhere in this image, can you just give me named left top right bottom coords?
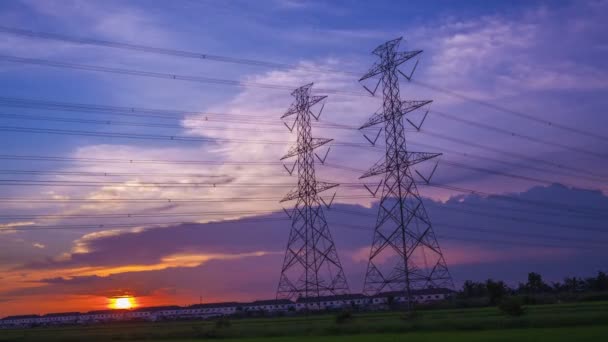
left=109, top=296, right=136, bottom=310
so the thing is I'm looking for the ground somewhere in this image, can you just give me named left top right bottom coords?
left=1, top=301, right=606, bottom=341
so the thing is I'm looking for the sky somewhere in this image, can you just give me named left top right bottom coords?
left=0, top=0, right=607, bottom=316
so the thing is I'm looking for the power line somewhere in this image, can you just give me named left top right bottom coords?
left=0, top=25, right=342, bottom=74
left=331, top=222, right=606, bottom=250
left=0, top=195, right=373, bottom=203
left=1, top=96, right=603, bottom=182
left=0, top=125, right=377, bottom=150
left=2, top=25, right=606, bottom=142
left=330, top=206, right=607, bottom=234
left=0, top=97, right=361, bottom=131
left=413, top=80, right=608, bottom=143
left=0, top=178, right=363, bottom=188
left=423, top=130, right=608, bottom=180
left=431, top=109, right=608, bottom=160
left=410, top=140, right=608, bottom=184
left=0, top=208, right=283, bottom=220
left=0, top=153, right=604, bottom=215
left=1, top=217, right=290, bottom=231
left=0, top=54, right=368, bottom=97
left=440, top=160, right=605, bottom=189
left=0, top=112, right=292, bottom=134
left=427, top=183, right=608, bottom=216
left=4, top=214, right=603, bottom=250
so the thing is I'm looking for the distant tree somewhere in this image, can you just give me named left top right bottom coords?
left=486, top=279, right=508, bottom=305
left=462, top=280, right=487, bottom=298
left=525, top=272, right=551, bottom=293
left=584, top=271, right=608, bottom=292
left=597, top=271, right=608, bottom=291
left=564, top=276, right=582, bottom=292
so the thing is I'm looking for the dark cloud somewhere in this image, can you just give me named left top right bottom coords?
left=9, top=183, right=607, bottom=301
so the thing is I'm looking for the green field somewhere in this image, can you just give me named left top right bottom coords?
left=1, top=302, right=607, bottom=341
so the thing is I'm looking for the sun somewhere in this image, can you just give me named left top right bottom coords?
left=109, top=296, right=136, bottom=310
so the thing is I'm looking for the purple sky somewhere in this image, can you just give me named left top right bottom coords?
left=0, top=0, right=607, bottom=316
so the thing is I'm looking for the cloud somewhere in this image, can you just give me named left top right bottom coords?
left=8, top=183, right=607, bottom=289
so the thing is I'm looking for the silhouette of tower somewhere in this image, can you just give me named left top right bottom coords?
left=276, top=83, right=349, bottom=301
left=359, top=38, right=453, bottom=311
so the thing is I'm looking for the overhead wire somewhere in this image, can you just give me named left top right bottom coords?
left=1, top=25, right=606, bottom=142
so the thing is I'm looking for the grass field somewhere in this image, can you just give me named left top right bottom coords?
left=1, top=301, right=607, bottom=341
left=189, top=325, right=608, bottom=342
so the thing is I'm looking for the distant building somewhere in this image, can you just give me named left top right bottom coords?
left=0, top=288, right=453, bottom=328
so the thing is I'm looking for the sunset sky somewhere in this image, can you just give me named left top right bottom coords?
left=1, top=0, right=607, bottom=317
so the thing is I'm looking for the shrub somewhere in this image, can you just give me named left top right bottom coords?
left=498, top=297, right=526, bottom=317
left=335, top=310, right=353, bottom=324
left=215, top=317, right=232, bottom=328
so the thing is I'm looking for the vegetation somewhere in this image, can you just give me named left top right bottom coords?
left=1, top=301, right=607, bottom=341
left=457, top=271, right=608, bottom=308
left=498, top=297, right=526, bottom=317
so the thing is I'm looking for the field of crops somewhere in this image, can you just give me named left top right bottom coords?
left=1, top=301, right=607, bottom=341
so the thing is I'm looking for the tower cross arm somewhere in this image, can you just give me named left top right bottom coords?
left=308, top=95, right=327, bottom=107
left=359, top=62, right=384, bottom=82
left=359, top=100, right=431, bottom=130
left=359, top=110, right=386, bottom=129
left=280, top=138, right=333, bottom=160
left=400, top=100, right=432, bottom=115
left=281, top=103, right=299, bottom=119
left=393, top=50, right=423, bottom=67
left=279, top=181, right=338, bottom=202
left=359, top=152, right=441, bottom=179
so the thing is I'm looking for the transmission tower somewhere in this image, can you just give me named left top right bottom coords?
left=276, top=83, right=349, bottom=302
left=358, top=38, right=453, bottom=311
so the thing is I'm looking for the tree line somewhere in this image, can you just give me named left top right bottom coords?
left=458, top=271, right=608, bottom=306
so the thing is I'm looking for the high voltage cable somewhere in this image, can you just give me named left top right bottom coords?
left=410, top=140, right=608, bottom=183
left=6, top=218, right=605, bottom=251
left=332, top=221, right=608, bottom=247
left=0, top=25, right=338, bottom=74
left=431, top=110, right=607, bottom=160
left=413, top=80, right=608, bottom=143
left=330, top=207, right=607, bottom=234
left=1, top=97, right=603, bottom=169
left=2, top=111, right=603, bottom=176
left=0, top=209, right=283, bottom=220
left=433, top=223, right=608, bottom=246
left=0, top=97, right=360, bottom=131
left=440, top=160, right=603, bottom=188
left=330, top=223, right=606, bottom=249
left=421, top=130, right=608, bottom=180
left=0, top=153, right=603, bottom=215
left=0, top=195, right=373, bottom=203
left=7, top=107, right=602, bottom=161
left=0, top=125, right=378, bottom=150
left=1, top=218, right=290, bottom=231
left=0, top=157, right=601, bottom=197
left=1, top=25, right=605, bottom=142
left=2, top=122, right=605, bottom=182
left=0, top=54, right=369, bottom=97
left=0, top=179, right=363, bottom=188
left=439, top=197, right=608, bottom=221
left=3, top=214, right=605, bottom=250
left=0, top=113, right=292, bottom=134
left=427, top=183, right=608, bottom=216
left=3, top=186, right=605, bottom=231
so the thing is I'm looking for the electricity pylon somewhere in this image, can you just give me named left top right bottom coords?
left=359, top=38, right=453, bottom=311
left=276, top=83, right=349, bottom=302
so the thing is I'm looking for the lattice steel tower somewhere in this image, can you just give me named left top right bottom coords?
left=359, top=38, right=453, bottom=310
left=276, top=83, right=349, bottom=301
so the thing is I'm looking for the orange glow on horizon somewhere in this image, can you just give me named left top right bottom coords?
left=109, top=296, right=137, bottom=310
